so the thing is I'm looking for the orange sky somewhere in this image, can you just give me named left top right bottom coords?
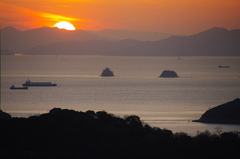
left=1, top=0, right=240, bottom=34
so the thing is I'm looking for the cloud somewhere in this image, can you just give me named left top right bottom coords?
left=0, top=2, right=87, bottom=29
left=41, top=13, right=83, bottom=23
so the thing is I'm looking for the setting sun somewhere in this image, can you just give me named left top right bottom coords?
left=54, top=21, right=76, bottom=30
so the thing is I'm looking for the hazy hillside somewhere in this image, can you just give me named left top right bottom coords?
left=1, top=27, right=108, bottom=54
left=88, top=29, right=172, bottom=41
left=1, top=27, right=171, bottom=54
left=24, top=39, right=142, bottom=55
left=123, top=27, right=240, bottom=56
left=0, top=49, right=14, bottom=55
left=1, top=27, right=240, bottom=56
left=24, top=27, right=240, bottom=56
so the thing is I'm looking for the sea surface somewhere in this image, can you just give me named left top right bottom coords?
left=1, top=55, right=240, bottom=135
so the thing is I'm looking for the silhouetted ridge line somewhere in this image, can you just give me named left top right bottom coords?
left=2, top=26, right=240, bottom=56
left=1, top=26, right=108, bottom=54
left=1, top=108, right=240, bottom=159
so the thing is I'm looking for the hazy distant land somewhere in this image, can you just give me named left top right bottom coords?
left=1, top=27, right=240, bottom=56
left=0, top=49, right=14, bottom=55
left=87, top=29, right=172, bottom=41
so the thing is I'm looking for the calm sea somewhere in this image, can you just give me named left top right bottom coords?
left=1, top=55, right=240, bottom=135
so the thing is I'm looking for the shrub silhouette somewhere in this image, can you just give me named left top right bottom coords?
left=1, top=108, right=240, bottom=159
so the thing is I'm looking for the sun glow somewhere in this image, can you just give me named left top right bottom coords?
left=54, top=21, right=76, bottom=30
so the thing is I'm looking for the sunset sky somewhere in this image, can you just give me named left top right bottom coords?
left=1, top=0, right=240, bottom=35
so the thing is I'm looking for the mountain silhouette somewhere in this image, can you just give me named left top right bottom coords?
left=24, top=39, right=142, bottom=55
left=126, top=27, right=240, bottom=56
left=1, top=27, right=107, bottom=54
left=88, top=29, right=172, bottom=41
left=1, top=27, right=240, bottom=56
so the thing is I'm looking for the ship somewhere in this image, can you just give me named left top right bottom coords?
left=22, top=79, right=57, bottom=86
left=10, top=85, right=28, bottom=90
left=218, top=65, right=230, bottom=68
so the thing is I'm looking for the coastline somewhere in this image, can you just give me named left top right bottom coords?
left=193, top=98, right=240, bottom=125
left=192, top=119, right=240, bottom=125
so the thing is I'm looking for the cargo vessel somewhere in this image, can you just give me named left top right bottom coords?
left=10, top=85, right=28, bottom=90
left=22, top=79, right=57, bottom=86
left=218, top=65, right=230, bottom=68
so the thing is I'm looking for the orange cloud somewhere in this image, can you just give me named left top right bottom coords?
left=0, top=2, right=99, bottom=30
left=1, top=0, right=240, bottom=34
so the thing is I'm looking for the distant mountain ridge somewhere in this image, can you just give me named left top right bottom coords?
left=24, top=39, right=142, bottom=56
left=1, top=27, right=108, bottom=54
left=0, top=27, right=171, bottom=54
left=1, top=27, right=240, bottom=56
left=126, top=27, right=240, bottom=56
left=88, top=29, right=172, bottom=41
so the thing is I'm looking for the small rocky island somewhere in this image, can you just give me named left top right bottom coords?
left=100, top=67, right=114, bottom=77
left=194, top=98, right=240, bottom=124
left=159, top=70, right=179, bottom=78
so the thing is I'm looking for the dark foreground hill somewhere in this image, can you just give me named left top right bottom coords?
left=194, top=98, right=240, bottom=124
left=1, top=108, right=240, bottom=159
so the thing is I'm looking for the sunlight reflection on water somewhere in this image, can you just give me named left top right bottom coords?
left=2, top=55, right=240, bottom=135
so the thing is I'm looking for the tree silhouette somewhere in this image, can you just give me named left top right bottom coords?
left=1, top=108, right=240, bottom=159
